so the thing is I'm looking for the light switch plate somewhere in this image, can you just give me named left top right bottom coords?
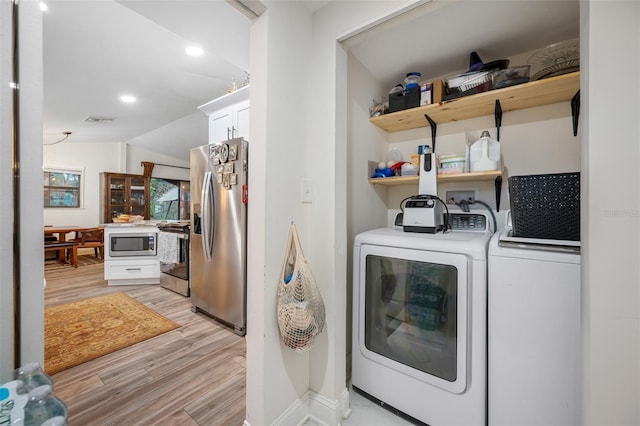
left=301, top=179, right=312, bottom=203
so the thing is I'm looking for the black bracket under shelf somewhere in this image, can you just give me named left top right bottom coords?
left=495, top=99, right=502, bottom=141
left=424, top=113, right=437, bottom=151
left=571, top=90, right=580, bottom=137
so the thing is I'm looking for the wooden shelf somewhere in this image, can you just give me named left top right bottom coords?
left=369, top=72, right=580, bottom=133
left=368, top=170, right=502, bottom=186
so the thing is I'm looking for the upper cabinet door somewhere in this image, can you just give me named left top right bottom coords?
left=234, top=99, right=250, bottom=141
left=209, top=106, right=234, bottom=144
left=199, top=86, right=250, bottom=144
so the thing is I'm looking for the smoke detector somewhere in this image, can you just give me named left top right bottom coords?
left=84, top=116, right=115, bottom=124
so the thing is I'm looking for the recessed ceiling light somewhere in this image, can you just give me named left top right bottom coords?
left=39, top=2, right=48, bottom=12
left=120, top=95, right=136, bottom=103
left=185, top=46, right=204, bottom=57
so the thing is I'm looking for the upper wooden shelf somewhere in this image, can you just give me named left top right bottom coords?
left=369, top=72, right=580, bottom=133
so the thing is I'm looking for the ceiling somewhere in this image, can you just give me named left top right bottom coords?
left=43, top=0, right=251, bottom=162
left=43, top=0, right=579, bottom=163
left=345, top=0, right=580, bottom=91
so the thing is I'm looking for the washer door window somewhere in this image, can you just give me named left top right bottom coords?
left=358, top=245, right=468, bottom=394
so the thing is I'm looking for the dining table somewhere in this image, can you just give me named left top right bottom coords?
left=44, top=225, right=88, bottom=242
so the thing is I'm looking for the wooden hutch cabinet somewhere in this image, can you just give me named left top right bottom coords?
left=101, top=172, right=150, bottom=223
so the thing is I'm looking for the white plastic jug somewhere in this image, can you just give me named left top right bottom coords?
left=469, top=130, right=500, bottom=172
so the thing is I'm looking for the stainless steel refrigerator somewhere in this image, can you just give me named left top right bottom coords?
left=190, top=139, right=248, bottom=336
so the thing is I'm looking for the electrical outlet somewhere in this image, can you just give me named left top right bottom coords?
left=446, top=190, right=477, bottom=205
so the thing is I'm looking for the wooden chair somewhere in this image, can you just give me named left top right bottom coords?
left=72, top=227, right=105, bottom=260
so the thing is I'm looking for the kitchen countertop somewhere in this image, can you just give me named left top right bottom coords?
left=104, top=220, right=189, bottom=227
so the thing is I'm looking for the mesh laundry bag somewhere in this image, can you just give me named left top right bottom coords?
left=277, top=224, right=326, bottom=352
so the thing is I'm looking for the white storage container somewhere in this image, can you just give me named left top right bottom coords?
left=469, top=131, right=501, bottom=172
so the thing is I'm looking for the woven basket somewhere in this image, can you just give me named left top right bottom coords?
left=508, top=172, right=580, bottom=241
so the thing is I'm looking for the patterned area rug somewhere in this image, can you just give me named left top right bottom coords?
left=45, top=292, right=180, bottom=375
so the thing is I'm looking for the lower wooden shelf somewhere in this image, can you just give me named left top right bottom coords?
left=368, top=170, right=502, bottom=186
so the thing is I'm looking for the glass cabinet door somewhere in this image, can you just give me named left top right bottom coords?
left=108, top=176, right=127, bottom=218
left=104, top=174, right=150, bottom=221
left=129, top=176, right=147, bottom=217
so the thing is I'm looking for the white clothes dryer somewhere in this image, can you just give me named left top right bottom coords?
left=488, top=225, right=581, bottom=425
left=352, top=212, right=493, bottom=425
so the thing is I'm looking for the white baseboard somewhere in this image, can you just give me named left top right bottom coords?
left=270, top=387, right=351, bottom=426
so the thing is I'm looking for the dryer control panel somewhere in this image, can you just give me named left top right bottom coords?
left=448, top=213, right=487, bottom=231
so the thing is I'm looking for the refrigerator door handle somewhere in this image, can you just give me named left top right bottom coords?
left=201, top=171, right=214, bottom=262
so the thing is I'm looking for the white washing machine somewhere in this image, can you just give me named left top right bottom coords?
left=352, top=212, right=493, bottom=425
left=488, top=225, right=581, bottom=425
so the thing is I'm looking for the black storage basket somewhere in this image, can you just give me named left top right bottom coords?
left=508, top=172, right=580, bottom=241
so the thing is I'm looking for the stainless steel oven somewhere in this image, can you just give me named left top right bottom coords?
left=158, top=223, right=190, bottom=296
left=107, top=232, right=157, bottom=258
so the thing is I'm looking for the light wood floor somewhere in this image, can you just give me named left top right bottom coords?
left=44, top=258, right=246, bottom=425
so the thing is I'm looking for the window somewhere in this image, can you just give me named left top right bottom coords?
left=150, top=178, right=190, bottom=220
left=43, top=168, right=83, bottom=208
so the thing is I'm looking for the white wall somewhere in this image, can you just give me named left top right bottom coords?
left=126, top=144, right=189, bottom=181
left=18, top=0, right=45, bottom=369
left=42, top=142, right=190, bottom=229
left=582, top=1, right=640, bottom=424
left=0, top=0, right=15, bottom=382
left=245, top=2, right=314, bottom=425
left=245, top=11, right=267, bottom=423
left=43, top=142, right=122, bottom=227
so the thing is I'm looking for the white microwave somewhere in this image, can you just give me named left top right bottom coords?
left=108, top=232, right=157, bottom=257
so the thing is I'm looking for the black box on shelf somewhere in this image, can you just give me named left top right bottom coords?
left=404, top=85, right=420, bottom=110
left=508, top=172, right=580, bottom=241
left=388, top=86, right=421, bottom=113
left=389, top=91, right=404, bottom=113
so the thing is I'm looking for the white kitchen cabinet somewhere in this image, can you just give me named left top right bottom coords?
left=198, top=85, right=250, bottom=143
left=104, top=258, right=160, bottom=285
left=103, top=224, right=161, bottom=286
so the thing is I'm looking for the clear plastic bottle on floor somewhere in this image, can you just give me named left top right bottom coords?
left=14, top=362, right=54, bottom=394
left=42, top=416, right=68, bottom=426
left=23, top=385, right=68, bottom=426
